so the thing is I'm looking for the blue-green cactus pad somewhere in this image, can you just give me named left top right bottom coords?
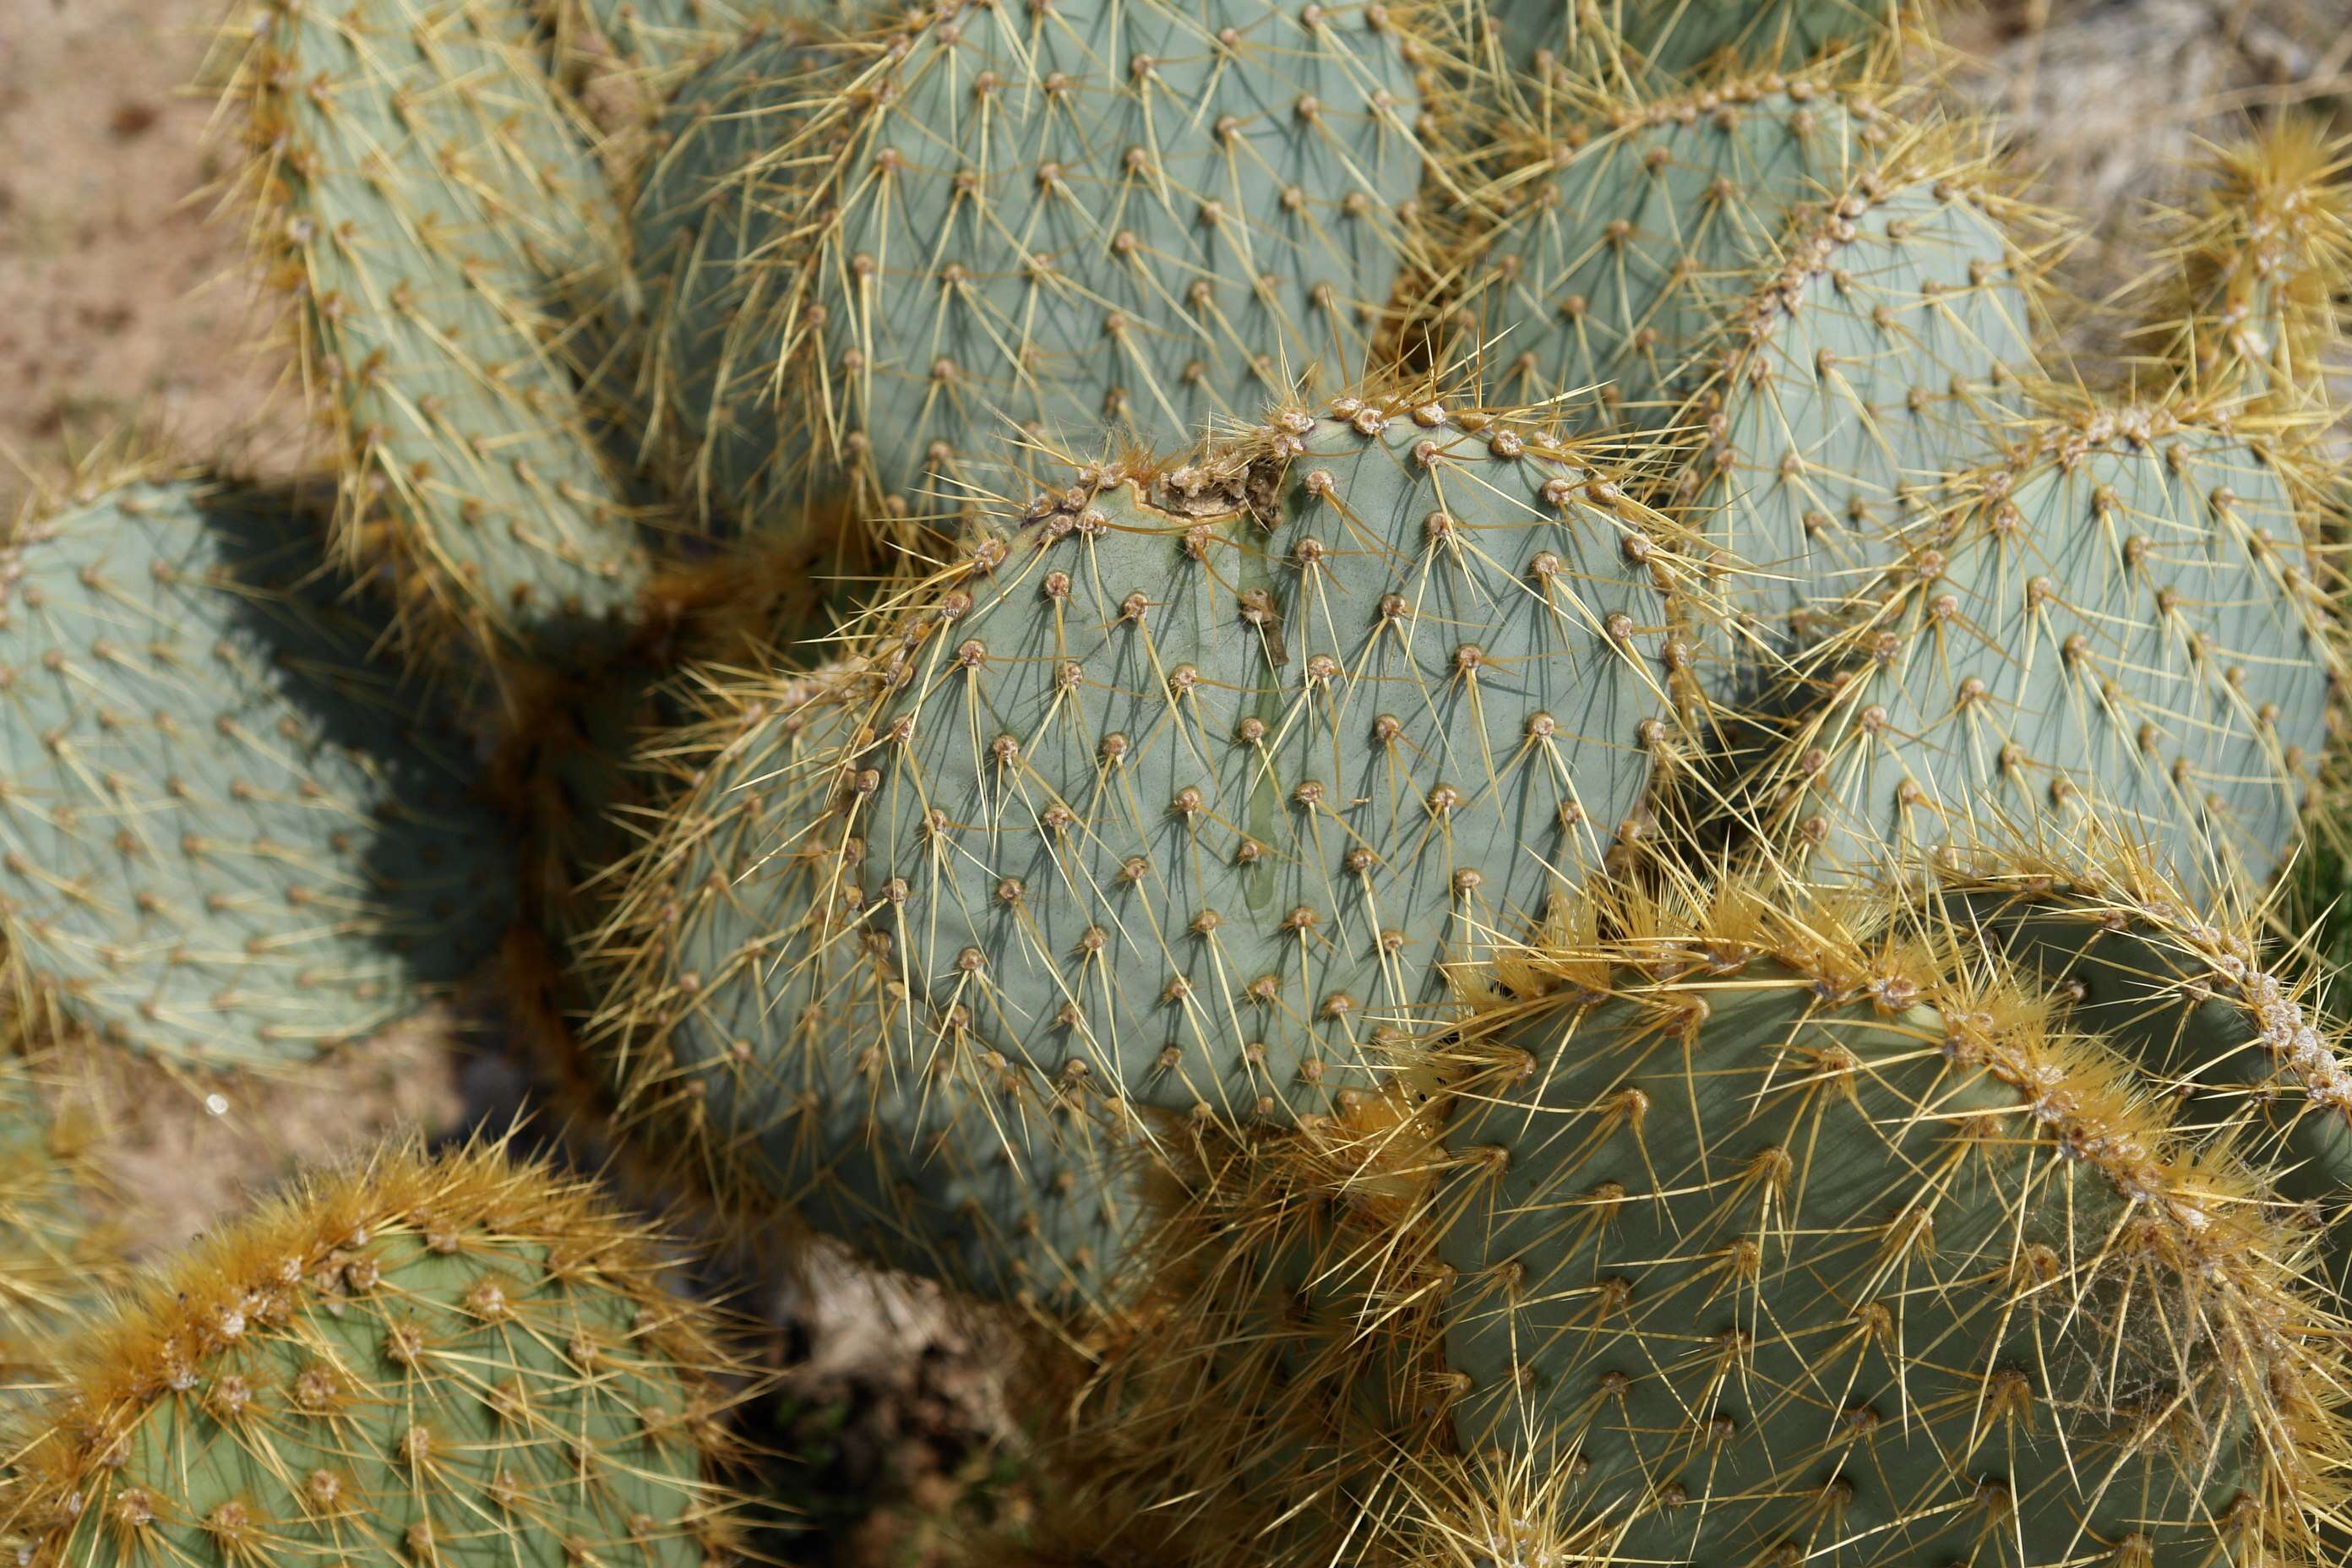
left=0, top=476, right=516, bottom=1069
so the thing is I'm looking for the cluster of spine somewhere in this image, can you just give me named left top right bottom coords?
left=2137, top=117, right=2352, bottom=414
left=0, top=1142, right=753, bottom=1567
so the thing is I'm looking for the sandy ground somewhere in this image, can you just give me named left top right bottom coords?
left=0, top=0, right=308, bottom=516
left=2, top=0, right=2345, bottom=1562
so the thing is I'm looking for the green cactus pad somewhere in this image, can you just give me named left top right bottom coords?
left=1746, top=404, right=2336, bottom=895
left=575, top=0, right=834, bottom=76
left=792, top=1055, right=1146, bottom=1310
left=621, top=30, right=827, bottom=528
left=237, top=0, right=649, bottom=664
left=0, top=1143, right=749, bottom=1567
left=599, top=392, right=1699, bottom=1124
left=1425, top=883, right=2347, bottom=1568
left=0, top=474, right=515, bottom=1070
left=1686, top=160, right=2034, bottom=661
left=580, top=665, right=1146, bottom=1309
left=1458, top=71, right=1867, bottom=425
left=634, top=0, right=1431, bottom=524
left=1479, top=0, right=1919, bottom=85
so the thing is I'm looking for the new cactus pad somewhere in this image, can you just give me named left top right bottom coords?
left=235, top=0, right=648, bottom=665
left=1744, top=400, right=2338, bottom=893
left=2141, top=119, right=2352, bottom=415
left=0, top=1143, right=750, bottom=1567
left=0, top=472, right=514, bottom=1070
left=632, top=0, right=1435, bottom=525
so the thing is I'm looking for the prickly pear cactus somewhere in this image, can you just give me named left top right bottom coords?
left=1745, top=401, right=2338, bottom=893
left=634, top=0, right=1435, bottom=524
left=0, top=1144, right=749, bottom=1567
left=6, top=3, right=2348, bottom=1565
left=235, top=0, right=648, bottom=665
left=0, top=473, right=515, bottom=1070
left=1926, top=841, right=2352, bottom=1235
left=583, top=388, right=1709, bottom=1300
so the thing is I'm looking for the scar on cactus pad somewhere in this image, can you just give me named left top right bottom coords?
left=1117, top=871, right=2352, bottom=1568
left=583, top=384, right=1723, bottom=1304
left=0, top=1141, right=754, bottom=1567
left=630, top=0, right=1441, bottom=531
left=0, top=468, right=515, bottom=1071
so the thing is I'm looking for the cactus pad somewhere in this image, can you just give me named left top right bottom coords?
left=598, top=393, right=1698, bottom=1130
left=1928, top=844, right=2352, bottom=1232
left=0, top=1143, right=748, bottom=1567
left=0, top=474, right=515, bottom=1070
left=585, top=392, right=1703, bottom=1300
left=237, top=0, right=648, bottom=663
left=574, top=0, right=829, bottom=76
left=1459, top=71, right=1866, bottom=424
left=2142, top=118, right=2352, bottom=414
left=581, top=665, right=1146, bottom=1309
left=1687, top=156, right=2034, bottom=661
left=634, top=0, right=1431, bottom=522
left=1746, top=404, right=2336, bottom=893
left=1422, top=880, right=2348, bottom=1568
left=1480, top=0, right=1919, bottom=85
